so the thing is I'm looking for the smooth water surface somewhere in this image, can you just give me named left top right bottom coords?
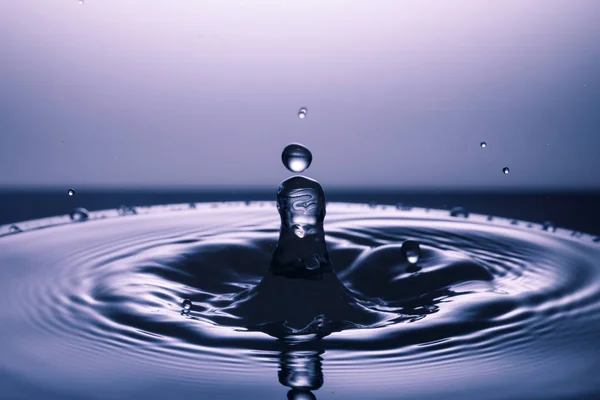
left=0, top=202, right=599, bottom=399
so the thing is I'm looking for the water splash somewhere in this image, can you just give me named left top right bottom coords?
left=282, top=144, right=312, bottom=173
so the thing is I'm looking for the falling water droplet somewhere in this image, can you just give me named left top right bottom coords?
left=503, top=167, right=510, bottom=174
left=182, top=299, right=192, bottom=310
left=401, top=240, right=421, bottom=265
left=68, top=188, right=75, bottom=196
left=288, top=390, right=317, bottom=400
left=542, top=221, right=556, bottom=232
left=70, top=207, right=89, bottom=222
left=480, top=142, right=487, bottom=148
left=450, top=207, right=469, bottom=218
left=298, top=107, right=307, bottom=119
left=282, top=143, right=312, bottom=173
left=9, top=225, right=22, bottom=234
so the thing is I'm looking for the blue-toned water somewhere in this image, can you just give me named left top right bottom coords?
left=1, top=193, right=599, bottom=399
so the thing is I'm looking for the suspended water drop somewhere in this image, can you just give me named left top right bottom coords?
left=70, top=207, right=89, bottom=222
left=503, top=167, right=510, bottom=174
left=401, top=240, right=421, bottom=265
left=182, top=299, right=192, bottom=310
left=297, top=107, right=307, bottom=119
left=288, top=389, right=317, bottom=400
left=9, top=225, right=22, bottom=234
left=542, top=221, right=556, bottom=232
left=68, top=188, right=75, bottom=196
left=450, top=207, right=469, bottom=218
left=282, top=143, right=312, bottom=173
left=480, top=142, right=487, bottom=148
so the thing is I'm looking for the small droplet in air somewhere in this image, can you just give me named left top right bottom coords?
left=480, top=142, right=487, bottom=148
left=401, top=240, right=421, bottom=265
left=68, top=188, right=75, bottom=196
left=542, top=221, right=556, bottom=232
left=282, top=143, right=312, bottom=173
left=503, top=167, right=510, bottom=174
left=9, top=225, right=22, bottom=234
left=297, top=107, right=307, bottom=119
left=450, top=207, right=469, bottom=218
left=70, top=207, right=89, bottom=222
left=182, top=299, right=192, bottom=310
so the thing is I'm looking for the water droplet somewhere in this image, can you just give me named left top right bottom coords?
left=450, top=207, right=469, bottom=218
left=182, top=299, right=192, bottom=310
left=70, top=207, right=89, bottom=222
left=542, top=221, right=556, bottom=232
left=118, top=205, right=137, bottom=216
left=480, top=142, right=487, bottom=148
left=503, top=167, right=510, bottom=174
left=9, top=225, right=22, bottom=234
left=282, top=143, right=312, bottom=173
left=401, top=240, right=421, bottom=265
left=68, top=188, right=75, bottom=196
left=297, top=107, right=307, bottom=119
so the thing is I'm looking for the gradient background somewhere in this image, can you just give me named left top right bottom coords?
left=1, top=0, right=599, bottom=190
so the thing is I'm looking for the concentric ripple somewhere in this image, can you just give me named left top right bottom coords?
left=0, top=202, right=599, bottom=400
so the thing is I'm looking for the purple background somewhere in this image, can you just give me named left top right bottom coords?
left=1, top=0, right=599, bottom=189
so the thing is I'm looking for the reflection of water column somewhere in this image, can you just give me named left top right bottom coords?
left=278, top=337, right=324, bottom=400
left=272, top=176, right=331, bottom=280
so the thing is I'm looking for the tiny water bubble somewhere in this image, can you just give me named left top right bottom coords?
left=182, top=299, right=192, bottom=310
left=9, top=225, right=22, bottom=234
left=503, top=167, right=510, bottom=174
left=480, top=142, right=487, bottom=148
left=282, top=143, right=312, bottom=173
left=68, top=188, right=75, bottom=196
left=297, top=107, right=307, bottom=119
left=450, top=207, right=469, bottom=218
left=401, top=240, right=421, bottom=265
left=542, top=221, right=556, bottom=232
left=69, top=207, right=89, bottom=222
left=118, top=205, right=137, bottom=216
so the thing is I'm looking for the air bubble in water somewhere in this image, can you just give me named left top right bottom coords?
left=503, top=167, right=510, bottom=174
left=401, top=240, right=421, bottom=265
left=68, top=188, right=75, bottom=196
left=182, top=299, right=192, bottom=310
left=298, top=107, right=307, bottom=119
left=70, top=207, right=89, bottom=221
left=282, top=143, right=312, bottom=173
left=542, top=221, right=556, bottom=232
left=450, top=207, right=469, bottom=218
left=480, top=142, right=487, bottom=148
left=118, top=205, right=137, bottom=216
left=9, top=225, right=22, bottom=234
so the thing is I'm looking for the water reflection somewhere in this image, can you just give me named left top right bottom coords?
left=278, top=337, right=324, bottom=399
